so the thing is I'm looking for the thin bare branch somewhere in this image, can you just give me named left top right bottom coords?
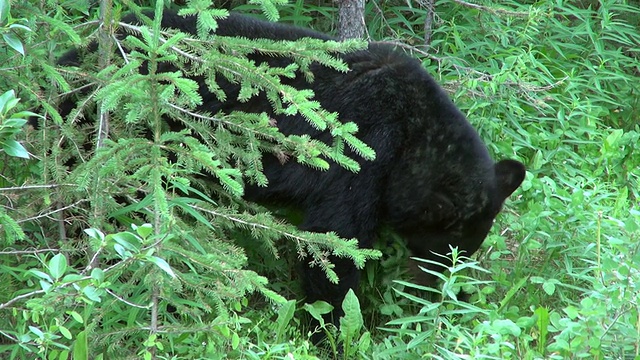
left=450, top=0, right=529, bottom=17
left=0, top=248, right=60, bottom=255
left=0, top=184, right=75, bottom=192
left=17, top=199, right=88, bottom=224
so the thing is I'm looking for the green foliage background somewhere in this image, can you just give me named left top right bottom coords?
left=1, top=0, right=639, bottom=359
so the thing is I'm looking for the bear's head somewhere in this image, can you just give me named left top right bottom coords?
left=384, top=158, right=525, bottom=282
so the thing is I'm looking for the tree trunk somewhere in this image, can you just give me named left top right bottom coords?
left=423, top=0, right=435, bottom=47
left=338, top=0, right=366, bottom=40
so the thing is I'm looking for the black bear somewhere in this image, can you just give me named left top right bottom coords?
left=50, top=10, right=526, bottom=325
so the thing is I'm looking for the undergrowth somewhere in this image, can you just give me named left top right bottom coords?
left=1, top=0, right=638, bottom=358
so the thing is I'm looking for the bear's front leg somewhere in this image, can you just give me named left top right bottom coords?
left=296, top=195, right=379, bottom=339
left=301, top=254, right=361, bottom=320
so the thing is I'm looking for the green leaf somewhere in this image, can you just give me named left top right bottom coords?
left=84, top=228, right=105, bottom=241
left=148, top=256, right=176, bottom=278
left=535, top=307, right=549, bottom=353
left=2, top=32, right=24, bottom=55
left=339, top=289, right=363, bottom=340
left=48, top=253, right=68, bottom=280
left=493, top=319, right=521, bottom=336
left=275, top=300, right=296, bottom=342
left=542, top=279, right=556, bottom=295
left=90, top=268, right=104, bottom=282
left=62, top=274, right=82, bottom=282
left=2, top=118, right=26, bottom=127
left=29, top=326, right=44, bottom=338
left=303, top=301, right=333, bottom=327
left=73, top=330, right=88, bottom=360
left=168, top=197, right=215, bottom=232
left=113, top=243, right=130, bottom=258
left=0, top=90, right=14, bottom=112
left=0, top=0, right=10, bottom=24
left=132, top=223, right=153, bottom=239
left=8, top=23, right=31, bottom=32
left=604, top=128, right=623, bottom=151
left=68, top=311, right=84, bottom=324
left=82, top=286, right=102, bottom=302
left=1, top=139, right=29, bottom=158
left=110, top=232, right=141, bottom=252
left=40, top=279, right=52, bottom=292
left=59, top=325, right=72, bottom=339
left=580, top=297, right=594, bottom=309
left=29, top=269, right=52, bottom=281
left=357, top=331, right=371, bottom=353
left=231, top=332, right=240, bottom=350
left=624, top=217, right=638, bottom=232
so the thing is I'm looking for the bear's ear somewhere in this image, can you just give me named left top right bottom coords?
left=494, top=159, right=526, bottom=201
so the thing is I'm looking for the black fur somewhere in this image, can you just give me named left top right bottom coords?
left=46, top=10, right=526, bottom=324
